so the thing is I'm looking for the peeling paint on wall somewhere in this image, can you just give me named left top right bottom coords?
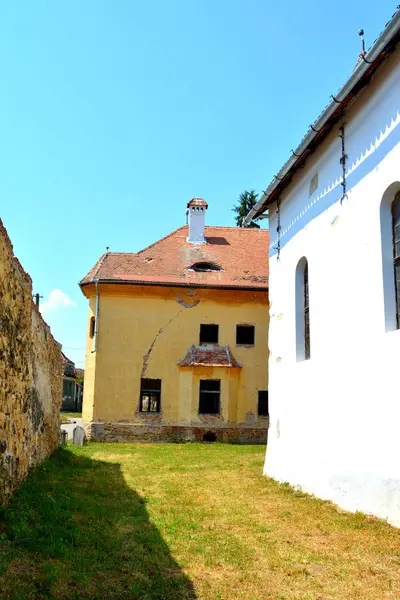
left=175, top=289, right=200, bottom=308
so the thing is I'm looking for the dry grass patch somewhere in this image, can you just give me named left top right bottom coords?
left=0, top=443, right=399, bottom=599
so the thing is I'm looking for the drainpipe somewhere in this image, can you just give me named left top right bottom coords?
left=93, top=280, right=99, bottom=352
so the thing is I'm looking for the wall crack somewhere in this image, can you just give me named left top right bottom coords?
left=141, top=308, right=185, bottom=377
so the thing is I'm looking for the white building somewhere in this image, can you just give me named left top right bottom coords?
left=246, top=10, right=400, bottom=525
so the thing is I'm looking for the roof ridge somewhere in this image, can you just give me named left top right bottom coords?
left=205, top=225, right=267, bottom=232
left=135, top=226, right=187, bottom=256
left=93, top=252, right=109, bottom=280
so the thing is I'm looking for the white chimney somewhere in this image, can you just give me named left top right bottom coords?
left=187, top=198, right=208, bottom=243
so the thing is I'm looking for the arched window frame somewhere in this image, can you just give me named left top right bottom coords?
left=392, top=192, right=400, bottom=329
left=380, top=183, right=400, bottom=332
left=295, top=257, right=310, bottom=361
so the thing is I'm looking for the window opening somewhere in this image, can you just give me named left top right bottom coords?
left=200, top=324, right=219, bottom=344
left=203, top=431, right=217, bottom=442
left=295, top=258, right=310, bottom=361
left=199, top=380, right=220, bottom=414
left=89, top=317, right=96, bottom=339
left=258, top=391, right=269, bottom=417
left=236, top=324, right=255, bottom=345
left=140, top=378, right=161, bottom=413
left=392, top=192, right=400, bottom=328
left=190, top=262, right=221, bottom=272
left=304, top=262, right=310, bottom=359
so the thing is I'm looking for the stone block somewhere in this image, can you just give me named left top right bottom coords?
left=73, top=426, right=85, bottom=446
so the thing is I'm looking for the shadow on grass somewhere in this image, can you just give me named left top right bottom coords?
left=0, top=448, right=197, bottom=600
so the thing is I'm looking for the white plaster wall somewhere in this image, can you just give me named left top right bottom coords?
left=187, top=208, right=206, bottom=243
left=266, top=51, right=400, bottom=526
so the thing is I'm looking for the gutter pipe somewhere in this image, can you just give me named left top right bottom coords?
left=93, top=280, right=99, bottom=352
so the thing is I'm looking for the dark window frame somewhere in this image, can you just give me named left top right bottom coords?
left=199, top=323, right=219, bottom=345
left=236, top=324, right=255, bottom=346
left=89, top=316, right=96, bottom=339
left=258, top=390, right=269, bottom=417
left=392, top=192, right=400, bottom=329
left=139, top=378, right=162, bottom=413
left=199, top=379, right=221, bottom=415
left=304, top=262, right=310, bottom=360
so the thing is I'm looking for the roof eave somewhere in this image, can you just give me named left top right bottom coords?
left=79, top=278, right=268, bottom=293
left=244, top=10, right=400, bottom=224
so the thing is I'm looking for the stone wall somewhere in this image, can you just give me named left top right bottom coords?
left=0, top=219, right=63, bottom=502
left=85, top=421, right=268, bottom=445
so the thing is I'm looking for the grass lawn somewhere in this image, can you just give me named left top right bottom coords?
left=60, top=412, right=82, bottom=424
left=0, top=444, right=399, bottom=599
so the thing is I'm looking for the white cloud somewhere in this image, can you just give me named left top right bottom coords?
left=40, top=289, right=77, bottom=316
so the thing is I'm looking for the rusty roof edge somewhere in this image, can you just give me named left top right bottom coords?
left=244, top=9, right=400, bottom=224
left=80, top=278, right=268, bottom=292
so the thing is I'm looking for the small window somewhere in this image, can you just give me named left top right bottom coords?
left=258, top=391, right=269, bottom=417
left=295, top=258, right=310, bottom=361
left=392, top=192, right=400, bottom=328
left=309, top=172, right=318, bottom=196
left=89, top=317, right=96, bottom=338
left=200, top=324, right=219, bottom=344
left=304, top=262, right=310, bottom=359
left=190, top=262, right=221, bottom=272
left=236, top=325, right=255, bottom=345
left=199, top=380, right=220, bottom=414
left=380, top=184, right=400, bottom=331
left=140, top=378, right=161, bottom=413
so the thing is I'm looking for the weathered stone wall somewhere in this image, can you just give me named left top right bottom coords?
left=0, top=219, right=63, bottom=502
left=85, top=421, right=269, bottom=445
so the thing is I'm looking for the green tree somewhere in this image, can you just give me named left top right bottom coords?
left=232, top=190, right=261, bottom=228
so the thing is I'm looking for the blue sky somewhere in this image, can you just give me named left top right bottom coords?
left=0, top=1, right=395, bottom=367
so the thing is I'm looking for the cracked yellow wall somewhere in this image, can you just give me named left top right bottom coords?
left=82, top=283, right=268, bottom=426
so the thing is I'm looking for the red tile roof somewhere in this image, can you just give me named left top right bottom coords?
left=178, top=345, right=242, bottom=368
left=81, top=226, right=268, bottom=291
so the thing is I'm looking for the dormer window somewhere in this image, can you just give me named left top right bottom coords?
left=190, top=262, right=221, bottom=272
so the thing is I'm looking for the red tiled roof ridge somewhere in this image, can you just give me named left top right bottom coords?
left=94, top=252, right=109, bottom=278
left=81, top=224, right=269, bottom=290
left=135, top=226, right=187, bottom=256
left=92, top=225, right=267, bottom=259
left=135, top=225, right=267, bottom=256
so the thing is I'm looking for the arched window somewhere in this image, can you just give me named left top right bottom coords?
left=392, top=192, right=400, bottom=328
left=295, top=257, right=310, bottom=361
left=89, top=316, right=96, bottom=339
left=380, top=183, right=400, bottom=331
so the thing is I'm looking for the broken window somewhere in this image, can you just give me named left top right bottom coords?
left=258, top=391, right=269, bottom=417
left=199, top=324, right=219, bottom=344
left=199, top=380, right=220, bottom=414
left=236, top=324, right=255, bottom=345
left=89, top=317, right=96, bottom=339
left=140, top=378, right=161, bottom=413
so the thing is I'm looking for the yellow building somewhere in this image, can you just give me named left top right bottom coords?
left=80, top=199, right=269, bottom=443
